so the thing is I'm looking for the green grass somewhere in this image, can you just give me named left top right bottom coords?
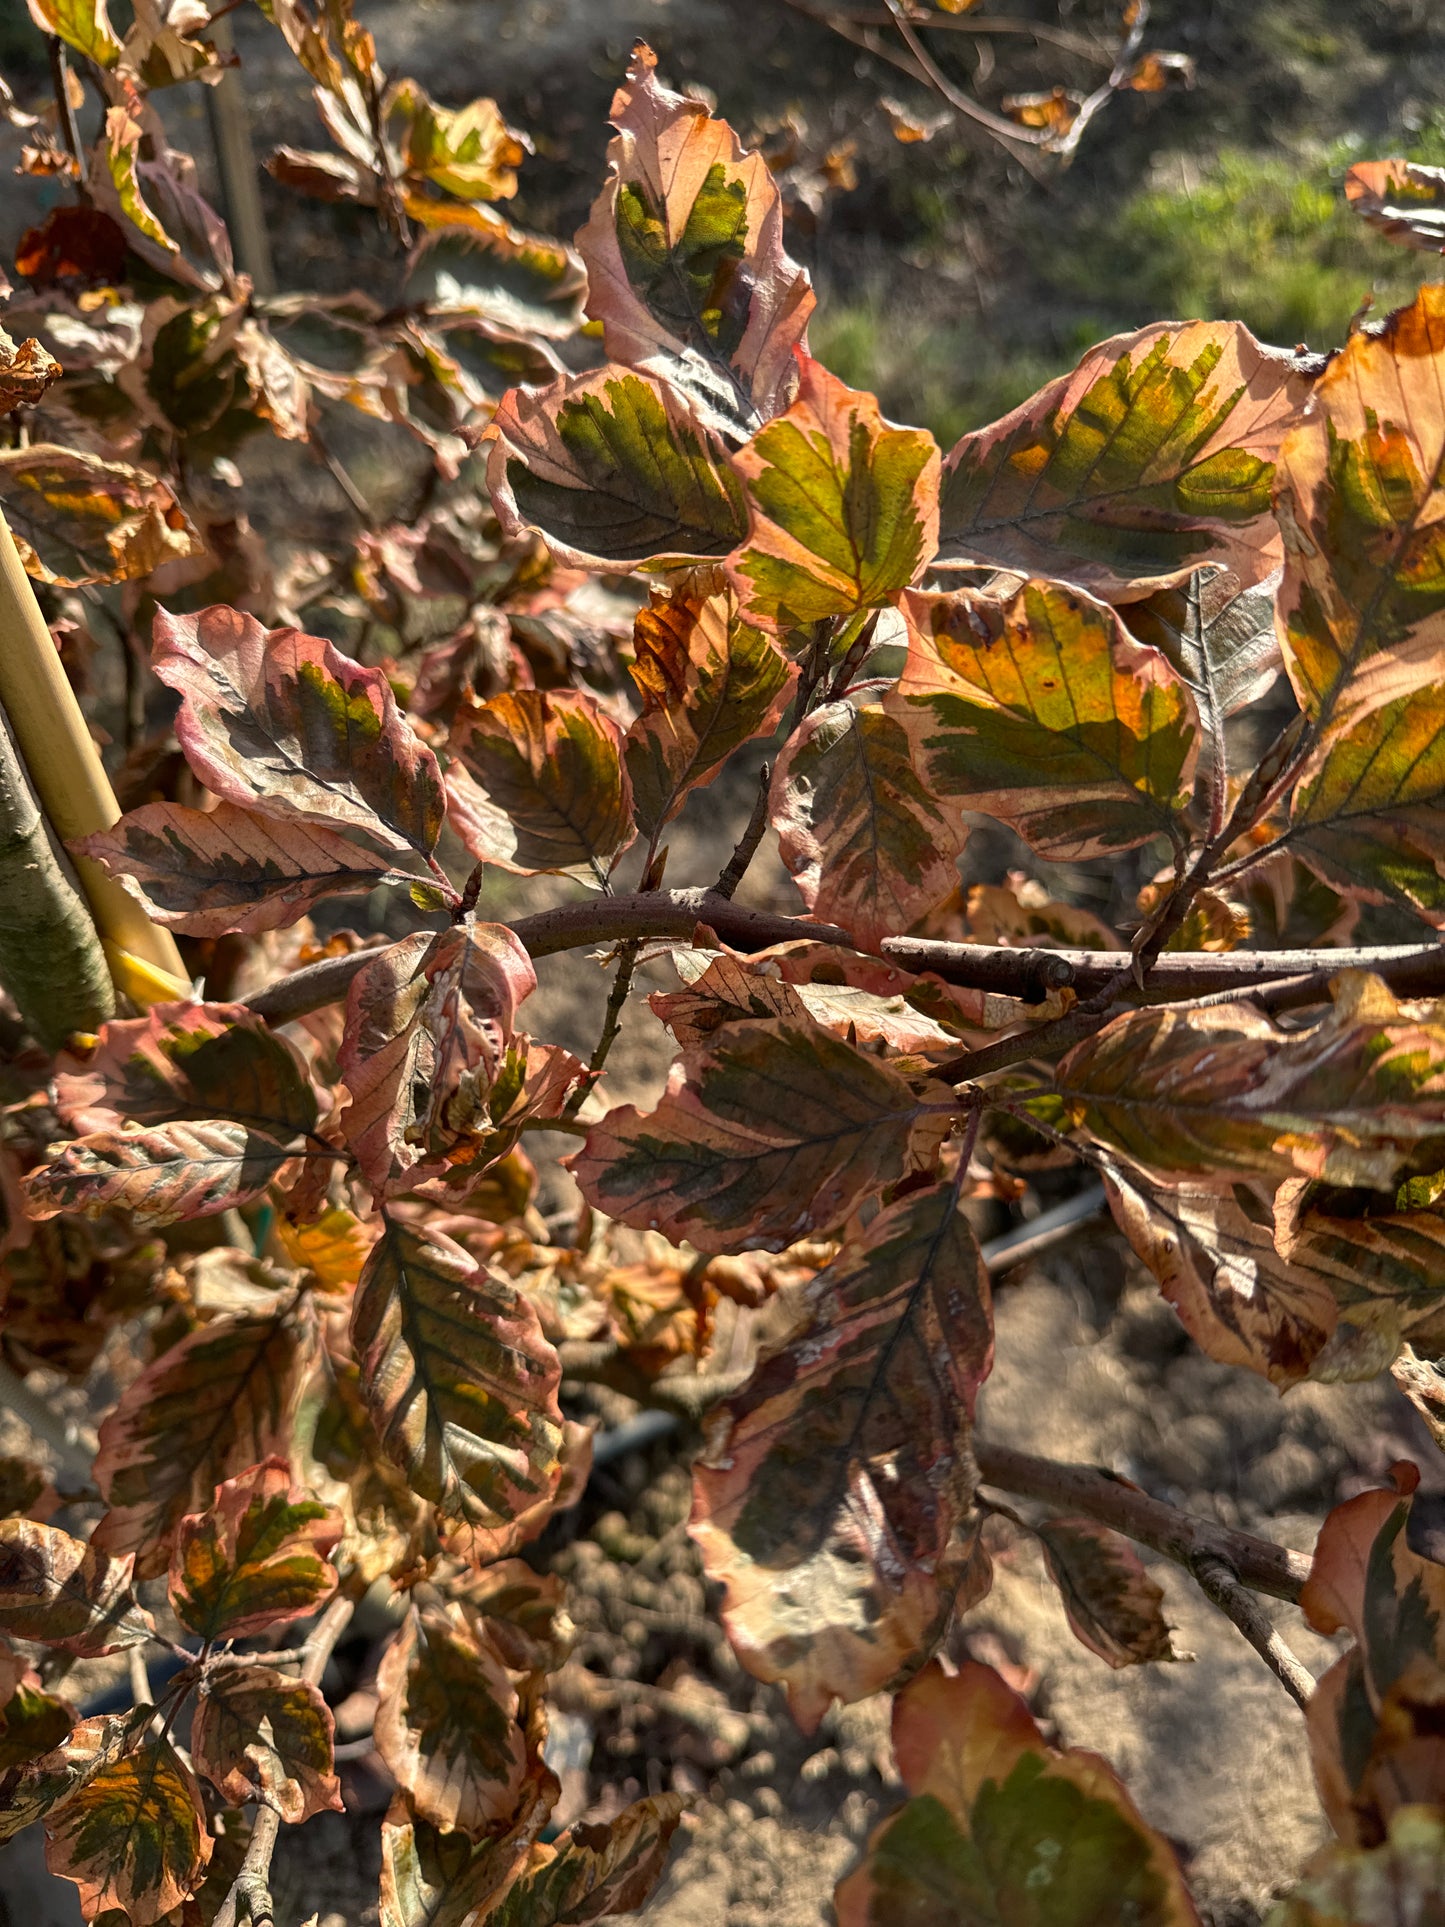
left=812, top=124, right=1445, bottom=447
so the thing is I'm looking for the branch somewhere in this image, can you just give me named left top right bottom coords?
left=243, top=888, right=1445, bottom=1027
left=563, top=940, right=640, bottom=1120
left=973, top=1441, right=1312, bottom=1603
left=1189, top=1552, right=1315, bottom=1709
left=211, top=1594, right=354, bottom=1927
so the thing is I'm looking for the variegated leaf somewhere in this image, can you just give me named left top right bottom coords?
left=1344, top=160, right=1445, bottom=251
left=1033, top=1517, right=1182, bottom=1667
left=0, top=1520, right=153, bottom=1656
left=22, top=1120, right=302, bottom=1228
left=43, top=1735, right=209, bottom=1927
left=0, top=445, right=200, bottom=587
left=192, top=1666, right=342, bottom=1823
left=168, top=1458, right=340, bottom=1641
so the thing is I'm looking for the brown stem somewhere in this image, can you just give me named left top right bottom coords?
left=211, top=1595, right=354, bottom=1927
left=563, top=941, right=640, bottom=1120
left=243, top=889, right=1445, bottom=1027
left=46, top=37, right=85, bottom=181
left=713, top=764, right=771, bottom=901
left=1190, top=1552, right=1315, bottom=1708
left=973, top=1441, right=1312, bottom=1603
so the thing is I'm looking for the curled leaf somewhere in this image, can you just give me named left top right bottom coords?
left=1344, top=160, right=1445, bottom=252
left=0, top=445, right=200, bottom=587
left=1033, top=1517, right=1183, bottom=1667
left=0, top=327, right=61, bottom=411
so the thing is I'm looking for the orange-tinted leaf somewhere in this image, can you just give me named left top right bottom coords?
left=386, top=79, right=524, bottom=205
left=14, top=205, right=128, bottom=286
left=0, top=1520, right=153, bottom=1656
left=53, top=1001, right=317, bottom=1140
left=1287, top=638, right=1445, bottom=927
left=44, top=1734, right=208, bottom=1926
left=79, top=800, right=420, bottom=937
left=834, top=1660, right=1200, bottom=1925
left=890, top=581, right=1198, bottom=859
left=1033, top=1517, right=1182, bottom=1667
left=0, top=1706, right=151, bottom=1848
left=486, top=367, right=747, bottom=572
left=963, top=878, right=1122, bottom=951
left=0, top=327, right=61, bottom=412
left=276, top=1206, right=375, bottom=1291
left=1058, top=974, right=1445, bottom=1193
left=169, top=1459, right=340, bottom=1642
left=152, top=605, right=445, bottom=860
left=576, top=41, right=813, bottom=432
left=338, top=919, right=537, bottom=1191
left=936, top=321, right=1312, bottom=600
left=480, top=1795, right=686, bottom=1926
left=375, top=1604, right=527, bottom=1835
left=691, top=1180, right=991, bottom=1727
left=727, top=356, right=940, bottom=633
left=379, top=1790, right=549, bottom=1927
left=624, top=578, right=795, bottom=838
left=22, top=1121, right=301, bottom=1228
left=446, top=691, right=635, bottom=886
left=350, top=1220, right=564, bottom=1543
left=1273, top=286, right=1445, bottom=721
left=92, top=1302, right=316, bottom=1579
left=571, top=1017, right=953, bottom=1254
left=0, top=445, right=200, bottom=588
left=769, top=698, right=967, bottom=950
left=192, top=1666, right=341, bottom=1823
left=1344, top=160, right=1445, bottom=252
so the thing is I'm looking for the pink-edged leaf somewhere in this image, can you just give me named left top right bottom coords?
left=651, top=953, right=956, bottom=1055
left=168, top=1458, right=341, bottom=1642
left=769, top=698, right=966, bottom=950
left=374, top=1603, right=528, bottom=1835
left=151, top=604, right=445, bottom=859
left=338, top=918, right=537, bottom=1192
left=77, top=799, right=433, bottom=937
left=576, top=41, right=813, bottom=433
left=570, top=1018, right=954, bottom=1254
left=21, top=1120, right=302, bottom=1228
left=445, top=690, right=635, bottom=886
left=53, top=1000, right=317, bottom=1139
left=482, top=1794, right=687, bottom=1926
left=92, top=1302, right=317, bottom=1580
left=727, top=355, right=941, bottom=634
left=43, top=1734, right=210, bottom=1926
left=624, top=576, right=795, bottom=838
left=192, top=1666, right=342, bottom=1823
left=485, top=367, right=748, bottom=572
left=1344, top=160, right=1445, bottom=252
left=0, top=1520, right=153, bottom=1656
left=691, top=1179, right=993, bottom=1727
left=350, top=1220, right=565, bottom=1542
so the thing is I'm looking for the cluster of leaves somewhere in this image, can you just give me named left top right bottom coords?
left=4, top=7, right=1445, bottom=1923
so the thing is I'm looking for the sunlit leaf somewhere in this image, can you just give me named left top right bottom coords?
left=889, top=581, right=1198, bottom=860
left=1344, top=160, right=1445, bottom=252
left=653, top=953, right=956, bottom=1055
left=571, top=1017, right=954, bottom=1254
left=0, top=1520, right=153, bottom=1656
left=446, top=689, right=635, bottom=887
left=936, top=320, right=1312, bottom=599
left=486, top=367, right=748, bottom=571
left=192, top=1666, right=341, bottom=1823
left=375, top=1603, right=527, bottom=1834
left=1125, top=565, right=1282, bottom=731
left=1033, top=1517, right=1182, bottom=1667
left=963, top=880, right=1122, bottom=951
left=0, top=327, right=62, bottom=413
left=769, top=697, right=967, bottom=950
left=1274, top=285, right=1445, bottom=721
left=78, top=799, right=420, bottom=937
left=1288, top=638, right=1445, bottom=927
left=834, top=1660, right=1200, bottom=1925
left=386, top=80, right=525, bottom=205
left=152, top=605, right=446, bottom=860
left=91, top=99, right=182, bottom=270
left=0, top=1707, right=151, bottom=1848
left=576, top=41, right=813, bottom=433
left=338, top=919, right=537, bottom=1191
left=43, top=1735, right=209, bottom=1927
left=624, top=577, right=795, bottom=838
left=22, top=1120, right=302, bottom=1228
left=0, top=445, right=200, bottom=587
left=404, top=214, right=587, bottom=342
left=727, top=357, right=940, bottom=633
left=481, top=1795, right=687, bottom=1926
left=350, top=1220, right=565, bottom=1542
left=276, top=1206, right=375, bottom=1292
left=53, top=1001, right=317, bottom=1141
left=1058, top=974, right=1445, bottom=1193
left=168, top=1458, right=340, bottom=1642
left=379, top=1788, right=550, bottom=1927
left=24, top=0, right=122, bottom=68
left=692, top=1181, right=992, bottom=1726
left=91, top=1301, right=316, bottom=1579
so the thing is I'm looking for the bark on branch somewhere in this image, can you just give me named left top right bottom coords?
left=243, top=886, right=1444, bottom=1027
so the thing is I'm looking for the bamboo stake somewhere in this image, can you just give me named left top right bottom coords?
left=0, top=508, right=190, bottom=1002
